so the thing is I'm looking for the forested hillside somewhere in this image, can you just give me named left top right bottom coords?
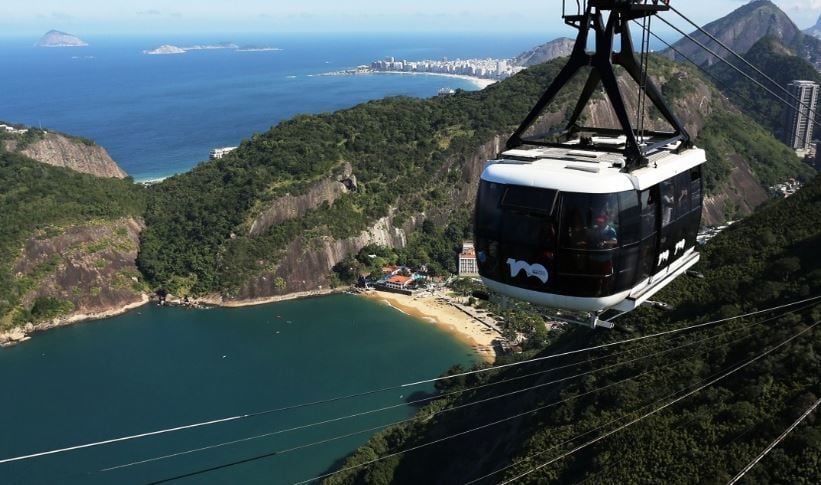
left=325, top=175, right=821, bottom=484
left=708, top=36, right=821, bottom=144
left=138, top=55, right=812, bottom=299
left=0, top=151, right=146, bottom=332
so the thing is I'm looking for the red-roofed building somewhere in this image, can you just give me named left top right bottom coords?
left=385, top=275, right=412, bottom=290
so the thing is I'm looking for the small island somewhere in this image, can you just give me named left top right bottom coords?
left=143, top=42, right=280, bottom=55
left=143, top=44, right=187, bottom=55
left=36, top=30, right=88, bottom=48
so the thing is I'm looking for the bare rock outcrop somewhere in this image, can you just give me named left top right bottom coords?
left=234, top=213, right=421, bottom=301
left=4, top=132, right=127, bottom=178
left=702, top=155, right=769, bottom=225
left=248, top=162, right=356, bottom=236
left=0, top=217, right=148, bottom=346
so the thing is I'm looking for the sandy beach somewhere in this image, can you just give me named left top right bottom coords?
left=373, top=70, right=498, bottom=89
left=362, top=290, right=500, bottom=363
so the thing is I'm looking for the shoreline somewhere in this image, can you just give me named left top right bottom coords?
left=361, top=290, right=500, bottom=363
left=372, top=71, right=498, bottom=89
left=0, top=294, right=150, bottom=348
left=1, top=287, right=501, bottom=365
left=214, top=288, right=343, bottom=308
left=326, top=70, right=498, bottom=90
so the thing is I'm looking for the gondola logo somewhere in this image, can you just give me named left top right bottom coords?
left=507, top=258, right=549, bottom=284
left=674, top=238, right=686, bottom=255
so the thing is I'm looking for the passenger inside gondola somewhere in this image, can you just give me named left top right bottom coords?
left=592, top=211, right=618, bottom=249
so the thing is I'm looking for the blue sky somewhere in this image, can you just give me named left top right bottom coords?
left=1, top=1, right=818, bottom=36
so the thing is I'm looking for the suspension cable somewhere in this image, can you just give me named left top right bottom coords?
left=103, top=309, right=783, bottom=474
left=636, top=14, right=652, bottom=142
left=462, top=302, right=821, bottom=485
left=2, top=295, right=819, bottom=466
left=286, top=311, right=813, bottom=484
left=668, top=5, right=818, bottom=121
left=629, top=20, right=807, bottom=135
left=655, top=15, right=821, bottom=130
left=497, top=321, right=819, bottom=484
left=727, top=396, right=821, bottom=484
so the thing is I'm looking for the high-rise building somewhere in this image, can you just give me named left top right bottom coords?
left=458, top=241, right=478, bottom=276
left=785, top=80, right=819, bottom=150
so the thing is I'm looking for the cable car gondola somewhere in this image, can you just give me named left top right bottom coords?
left=474, top=0, right=705, bottom=328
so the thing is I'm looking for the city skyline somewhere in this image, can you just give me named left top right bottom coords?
left=0, top=1, right=818, bottom=36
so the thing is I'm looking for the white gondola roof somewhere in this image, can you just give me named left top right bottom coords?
left=482, top=140, right=706, bottom=194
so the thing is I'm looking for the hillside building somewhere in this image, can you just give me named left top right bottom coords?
left=458, top=241, right=478, bottom=276
left=209, top=146, right=237, bottom=160
left=785, top=80, right=819, bottom=151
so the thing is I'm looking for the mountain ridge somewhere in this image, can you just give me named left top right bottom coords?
left=665, top=0, right=819, bottom=69
left=512, top=37, right=575, bottom=66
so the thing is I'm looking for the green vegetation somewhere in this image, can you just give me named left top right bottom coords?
left=0, top=151, right=146, bottom=327
left=138, top=60, right=578, bottom=295
left=709, top=36, right=821, bottom=144
left=697, top=109, right=815, bottom=192
left=139, top=54, right=808, bottom=297
left=326, top=176, right=821, bottom=484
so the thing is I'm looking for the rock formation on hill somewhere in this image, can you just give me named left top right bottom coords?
left=512, top=37, right=575, bottom=66
left=2, top=129, right=127, bottom=178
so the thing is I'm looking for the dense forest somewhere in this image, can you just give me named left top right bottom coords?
left=137, top=54, right=812, bottom=298
left=325, top=175, right=821, bottom=484
left=0, top=151, right=146, bottom=327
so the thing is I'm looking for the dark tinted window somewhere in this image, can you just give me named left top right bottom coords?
left=660, top=179, right=675, bottom=227
left=640, top=188, right=657, bottom=237
left=618, top=190, right=640, bottom=245
left=690, top=166, right=702, bottom=210
left=561, top=193, right=619, bottom=250
left=501, top=186, right=557, bottom=215
left=674, top=172, right=691, bottom=215
left=475, top=181, right=504, bottom=237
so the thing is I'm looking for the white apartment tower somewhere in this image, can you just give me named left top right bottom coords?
left=458, top=241, right=478, bottom=276
left=785, top=80, right=819, bottom=150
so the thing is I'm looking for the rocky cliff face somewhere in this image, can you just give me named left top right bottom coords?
left=0, top=217, right=148, bottom=345
left=222, top=63, right=772, bottom=301
left=3, top=132, right=127, bottom=178
left=231, top=212, right=420, bottom=301
left=513, top=38, right=575, bottom=66
left=665, top=0, right=819, bottom=68
left=248, top=163, right=357, bottom=236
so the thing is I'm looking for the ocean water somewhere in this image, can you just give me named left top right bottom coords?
left=0, top=294, right=480, bottom=484
left=0, top=33, right=553, bottom=181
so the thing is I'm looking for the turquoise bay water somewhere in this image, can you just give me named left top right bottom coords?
left=0, top=294, right=479, bottom=484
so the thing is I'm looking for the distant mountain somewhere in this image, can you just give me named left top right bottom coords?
left=512, top=37, right=575, bottom=66
left=35, top=30, right=87, bottom=48
left=708, top=36, right=821, bottom=143
left=806, top=14, right=821, bottom=39
left=665, top=0, right=819, bottom=68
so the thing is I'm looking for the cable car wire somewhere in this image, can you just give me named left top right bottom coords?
left=148, top=306, right=812, bottom=485
left=667, top=5, right=818, bottom=122
left=654, top=15, right=821, bottom=130
left=103, top=308, right=791, bottom=474
left=727, top=396, right=821, bottom=485
left=629, top=20, right=811, bottom=136
left=496, top=320, right=819, bottom=484
left=2, top=295, right=818, bottom=466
